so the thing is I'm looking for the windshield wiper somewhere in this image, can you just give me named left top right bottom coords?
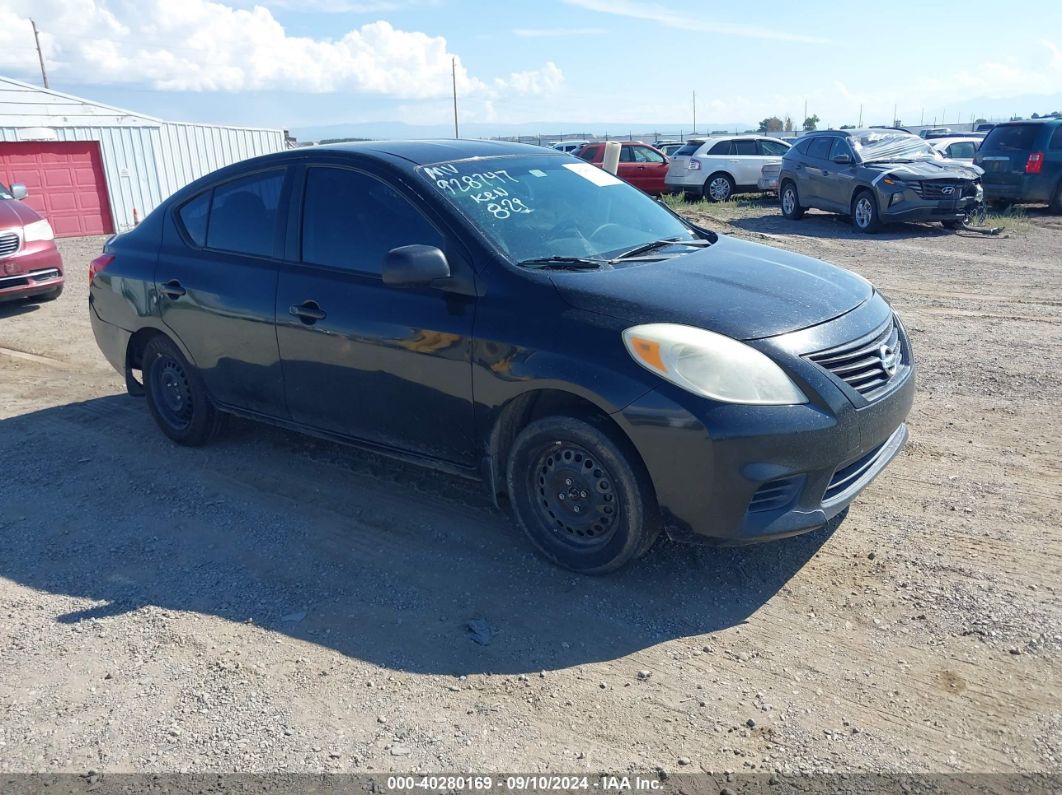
left=517, top=256, right=608, bottom=271
left=612, top=237, right=711, bottom=261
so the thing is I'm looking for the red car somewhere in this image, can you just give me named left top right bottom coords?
left=0, top=181, right=64, bottom=304
left=573, top=141, right=670, bottom=195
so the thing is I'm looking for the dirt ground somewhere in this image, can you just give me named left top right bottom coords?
left=0, top=206, right=1059, bottom=776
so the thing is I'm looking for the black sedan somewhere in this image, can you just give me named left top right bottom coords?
left=89, top=140, right=914, bottom=573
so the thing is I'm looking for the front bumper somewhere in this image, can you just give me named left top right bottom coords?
left=758, top=176, right=779, bottom=192
left=879, top=189, right=981, bottom=222
left=0, top=241, right=64, bottom=303
left=614, top=297, right=915, bottom=544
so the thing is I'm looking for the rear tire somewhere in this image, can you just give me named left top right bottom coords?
left=506, top=416, right=658, bottom=574
left=852, top=190, right=882, bottom=233
left=780, top=181, right=805, bottom=220
left=143, top=335, right=223, bottom=446
left=703, top=172, right=735, bottom=203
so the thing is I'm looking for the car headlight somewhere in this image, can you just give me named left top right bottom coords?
left=622, top=323, right=808, bottom=405
left=23, top=219, right=54, bottom=243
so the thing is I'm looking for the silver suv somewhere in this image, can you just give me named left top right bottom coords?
left=665, top=135, right=791, bottom=201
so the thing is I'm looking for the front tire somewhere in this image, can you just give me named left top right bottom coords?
left=506, top=416, right=658, bottom=574
left=780, top=180, right=805, bottom=220
left=703, top=172, right=735, bottom=203
left=852, top=190, right=882, bottom=233
left=143, top=335, right=223, bottom=446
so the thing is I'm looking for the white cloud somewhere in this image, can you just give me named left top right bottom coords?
left=0, top=0, right=561, bottom=100
left=512, top=27, right=607, bottom=38
left=563, top=0, right=828, bottom=44
left=495, top=62, right=565, bottom=96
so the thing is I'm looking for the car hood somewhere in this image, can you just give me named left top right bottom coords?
left=864, top=158, right=983, bottom=180
left=549, top=235, right=873, bottom=341
left=0, top=198, right=41, bottom=231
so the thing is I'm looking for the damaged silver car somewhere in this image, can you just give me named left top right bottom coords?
left=778, top=129, right=984, bottom=232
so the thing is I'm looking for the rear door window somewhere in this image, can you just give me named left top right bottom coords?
left=733, top=140, right=757, bottom=156
left=707, top=140, right=733, bottom=156
left=981, top=124, right=1040, bottom=152
left=206, top=170, right=286, bottom=258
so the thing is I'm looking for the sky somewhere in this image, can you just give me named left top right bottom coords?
left=1, top=0, right=1061, bottom=136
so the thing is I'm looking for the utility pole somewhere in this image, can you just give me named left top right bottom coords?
left=451, top=58, right=459, bottom=139
left=803, top=99, right=807, bottom=128
left=893, top=103, right=897, bottom=126
left=858, top=104, right=863, bottom=127
left=692, top=90, right=697, bottom=135
left=30, top=19, right=49, bottom=89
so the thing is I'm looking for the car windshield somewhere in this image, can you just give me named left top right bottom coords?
left=849, top=132, right=936, bottom=163
left=418, top=155, right=700, bottom=265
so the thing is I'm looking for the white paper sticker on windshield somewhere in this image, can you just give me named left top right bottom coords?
left=529, top=169, right=547, bottom=177
left=563, top=162, right=624, bottom=187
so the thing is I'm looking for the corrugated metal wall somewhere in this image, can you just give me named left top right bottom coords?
left=0, top=123, right=284, bottom=233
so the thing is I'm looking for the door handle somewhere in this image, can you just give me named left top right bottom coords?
left=289, top=300, right=327, bottom=323
left=160, top=279, right=186, bottom=299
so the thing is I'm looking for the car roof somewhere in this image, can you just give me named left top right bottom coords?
left=991, top=118, right=1062, bottom=126
left=316, top=139, right=556, bottom=166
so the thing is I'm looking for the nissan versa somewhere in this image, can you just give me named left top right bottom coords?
left=89, top=141, right=914, bottom=573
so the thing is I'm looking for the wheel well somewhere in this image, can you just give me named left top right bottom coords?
left=487, top=389, right=645, bottom=502
left=126, top=327, right=166, bottom=372
left=852, top=186, right=874, bottom=207
left=705, top=171, right=734, bottom=186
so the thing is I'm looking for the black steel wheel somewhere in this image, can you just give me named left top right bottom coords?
left=143, top=335, right=223, bottom=446
left=507, top=415, right=659, bottom=574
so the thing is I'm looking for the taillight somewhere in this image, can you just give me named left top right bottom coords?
left=1025, top=151, right=1044, bottom=174
left=688, top=159, right=702, bottom=171
left=89, top=254, right=114, bottom=286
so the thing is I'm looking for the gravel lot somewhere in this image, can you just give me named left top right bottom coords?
left=0, top=207, right=1059, bottom=775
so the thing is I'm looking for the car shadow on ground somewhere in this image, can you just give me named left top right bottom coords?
left=727, top=209, right=958, bottom=241
left=0, top=300, right=42, bottom=320
left=0, top=395, right=839, bottom=676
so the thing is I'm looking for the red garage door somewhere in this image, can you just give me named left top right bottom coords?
left=0, top=141, right=114, bottom=237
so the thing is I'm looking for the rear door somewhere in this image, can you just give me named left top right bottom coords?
left=974, top=123, right=1040, bottom=190
left=274, top=162, right=477, bottom=465
left=730, top=139, right=761, bottom=186
left=158, top=167, right=289, bottom=416
left=800, top=137, right=834, bottom=206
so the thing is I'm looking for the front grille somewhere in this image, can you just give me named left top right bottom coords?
left=0, top=231, right=19, bottom=257
left=823, top=440, right=888, bottom=504
left=748, top=476, right=802, bottom=513
left=910, top=179, right=973, bottom=200
left=807, top=317, right=904, bottom=401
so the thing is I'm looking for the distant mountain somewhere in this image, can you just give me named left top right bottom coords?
left=291, top=119, right=755, bottom=143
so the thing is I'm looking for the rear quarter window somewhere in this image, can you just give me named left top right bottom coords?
left=707, top=140, right=734, bottom=156
left=177, top=191, right=211, bottom=247
left=982, top=124, right=1040, bottom=151
left=1050, top=126, right=1062, bottom=151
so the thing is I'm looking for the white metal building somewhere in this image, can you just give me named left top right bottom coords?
left=0, top=76, right=285, bottom=237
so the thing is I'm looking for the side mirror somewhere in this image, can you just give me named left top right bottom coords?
left=831, top=154, right=852, bottom=165
left=382, top=244, right=451, bottom=287
left=10, top=183, right=28, bottom=200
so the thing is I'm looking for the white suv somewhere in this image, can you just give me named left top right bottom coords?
left=665, top=135, right=791, bottom=201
